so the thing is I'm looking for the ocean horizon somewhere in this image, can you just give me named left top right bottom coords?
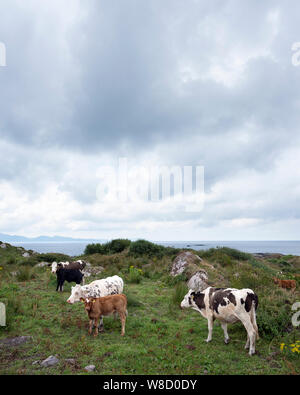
left=10, top=240, right=300, bottom=257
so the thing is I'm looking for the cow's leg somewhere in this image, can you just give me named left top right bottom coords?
left=206, top=315, right=214, bottom=342
left=221, top=322, right=230, bottom=344
left=239, top=314, right=256, bottom=355
left=94, top=317, right=99, bottom=337
left=119, top=312, right=126, bottom=336
left=250, top=308, right=259, bottom=340
left=88, top=319, right=93, bottom=335
left=98, top=316, right=104, bottom=332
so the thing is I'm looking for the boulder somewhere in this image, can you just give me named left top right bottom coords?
left=0, top=243, right=7, bottom=249
left=40, top=355, right=59, bottom=367
left=83, top=266, right=104, bottom=277
left=171, top=251, right=208, bottom=292
left=170, top=251, right=202, bottom=276
left=84, top=364, right=96, bottom=372
left=187, top=270, right=208, bottom=292
left=35, top=261, right=49, bottom=268
left=22, top=252, right=30, bottom=258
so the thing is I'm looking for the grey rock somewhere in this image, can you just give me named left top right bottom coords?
left=0, top=243, right=7, bottom=249
left=170, top=251, right=202, bottom=276
left=65, top=358, right=76, bottom=365
left=84, top=364, right=96, bottom=372
left=187, top=270, right=209, bottom=292
left=0, top=336, right=33, bottom=348
left=40, top=355, right=59, bottom=367
left=35, top=261, right=49, bottom=268
left=22, top=252, right=30, bottom=258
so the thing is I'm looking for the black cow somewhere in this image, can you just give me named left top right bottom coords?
left=56, top=268, right=84, bottom=292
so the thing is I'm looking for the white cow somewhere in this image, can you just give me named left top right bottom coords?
left=66, top=275, right=124, bottom=332
left=181, top=287, right=259, bottom=355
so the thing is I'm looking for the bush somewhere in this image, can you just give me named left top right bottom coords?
left=129, top=239, right=164, bottom=258
left=199, top=247, right=251, bottom=262
left=16, top=266, right=35, bottom=282
left=170, top=282, right=188, bottom=309
left=37, top=253, right=70, bottom=263
left=84, top=239, right=131, bottom=255
left=127, top=266, right=143, bottom=284
left=257, top=304, right=291, bottom=339
left=106, top=239, right=131, bottom=254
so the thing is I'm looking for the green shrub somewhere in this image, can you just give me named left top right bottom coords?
left=84, top=239, right=131, bottom=255
left=2, top=255, right=17, bottom=265
left=257, top=304, right=291, bottom=339
left=16, top=266, right=35, bottom=282
left=106, top=238, right=131, bottom=253
left=199, top=247, right=251, bottom=262
left=171, top=282, right=188, bottom=308
left=127, top=266, right=143, bottom=284
left=129, top=239, right=164, bottom=258
left=37, top=252, right=70, bottom=263
left=17, top=256, right=39, bottom=267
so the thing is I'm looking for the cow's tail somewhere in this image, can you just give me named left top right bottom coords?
left=250, top=293, right=259, bottom=340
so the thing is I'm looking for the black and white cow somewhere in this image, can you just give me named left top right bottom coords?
left=56, top=267, right=84, bottom=292
left=50, top=260, right=86, bottom=274
left=181, top=287, right=259, bottom=355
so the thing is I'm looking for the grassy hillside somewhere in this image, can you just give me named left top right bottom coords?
left=0, top=241, right=299, bottom=375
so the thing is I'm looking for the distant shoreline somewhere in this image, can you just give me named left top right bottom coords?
left=6, top=240, right=300, bottom=257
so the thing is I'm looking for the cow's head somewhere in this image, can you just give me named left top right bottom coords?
left=181, top=290, right=205, bottom=310
left=50, top=261, right=58, bottom=273
left=67, top=284, right=83, bottom=304
left=82, top=297, right=96, bottom=312
left=180, top=290, right=195, bottom=309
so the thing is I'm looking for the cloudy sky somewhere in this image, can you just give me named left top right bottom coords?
left=0, top=0, right=300, bottom=241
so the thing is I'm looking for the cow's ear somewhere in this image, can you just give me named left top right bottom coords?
left=80, top=298, right=85, bottom=302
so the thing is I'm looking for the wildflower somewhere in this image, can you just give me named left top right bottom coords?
left=280, top=343, right=286, bottom=351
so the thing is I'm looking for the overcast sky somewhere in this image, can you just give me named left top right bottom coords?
left=0, top=0, right=300, bottom=241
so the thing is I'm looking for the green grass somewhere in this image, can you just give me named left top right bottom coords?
left=0, top=243, right=299, bottom=375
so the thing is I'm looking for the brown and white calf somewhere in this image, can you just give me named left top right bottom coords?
left=181, top=287, right=259, bottom=355
left=82, top=294, right=127, bottom=337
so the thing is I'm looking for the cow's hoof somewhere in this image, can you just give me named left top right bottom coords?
left=206, top=339, right=212, bottom=343
left=224, top=338, right=230, bottom=344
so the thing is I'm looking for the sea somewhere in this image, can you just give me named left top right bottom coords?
left=9, top=240, right=300, bottom=257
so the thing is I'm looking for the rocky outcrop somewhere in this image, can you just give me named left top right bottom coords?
left=35, top=261, right=49, bottom=268
left=170, top=251, right=202, bottom=276
left=82, top=265, right=104, bottom=277
left=171, top=251, right=208, bottom=291
left=187, top=270, right=208, bottom=291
